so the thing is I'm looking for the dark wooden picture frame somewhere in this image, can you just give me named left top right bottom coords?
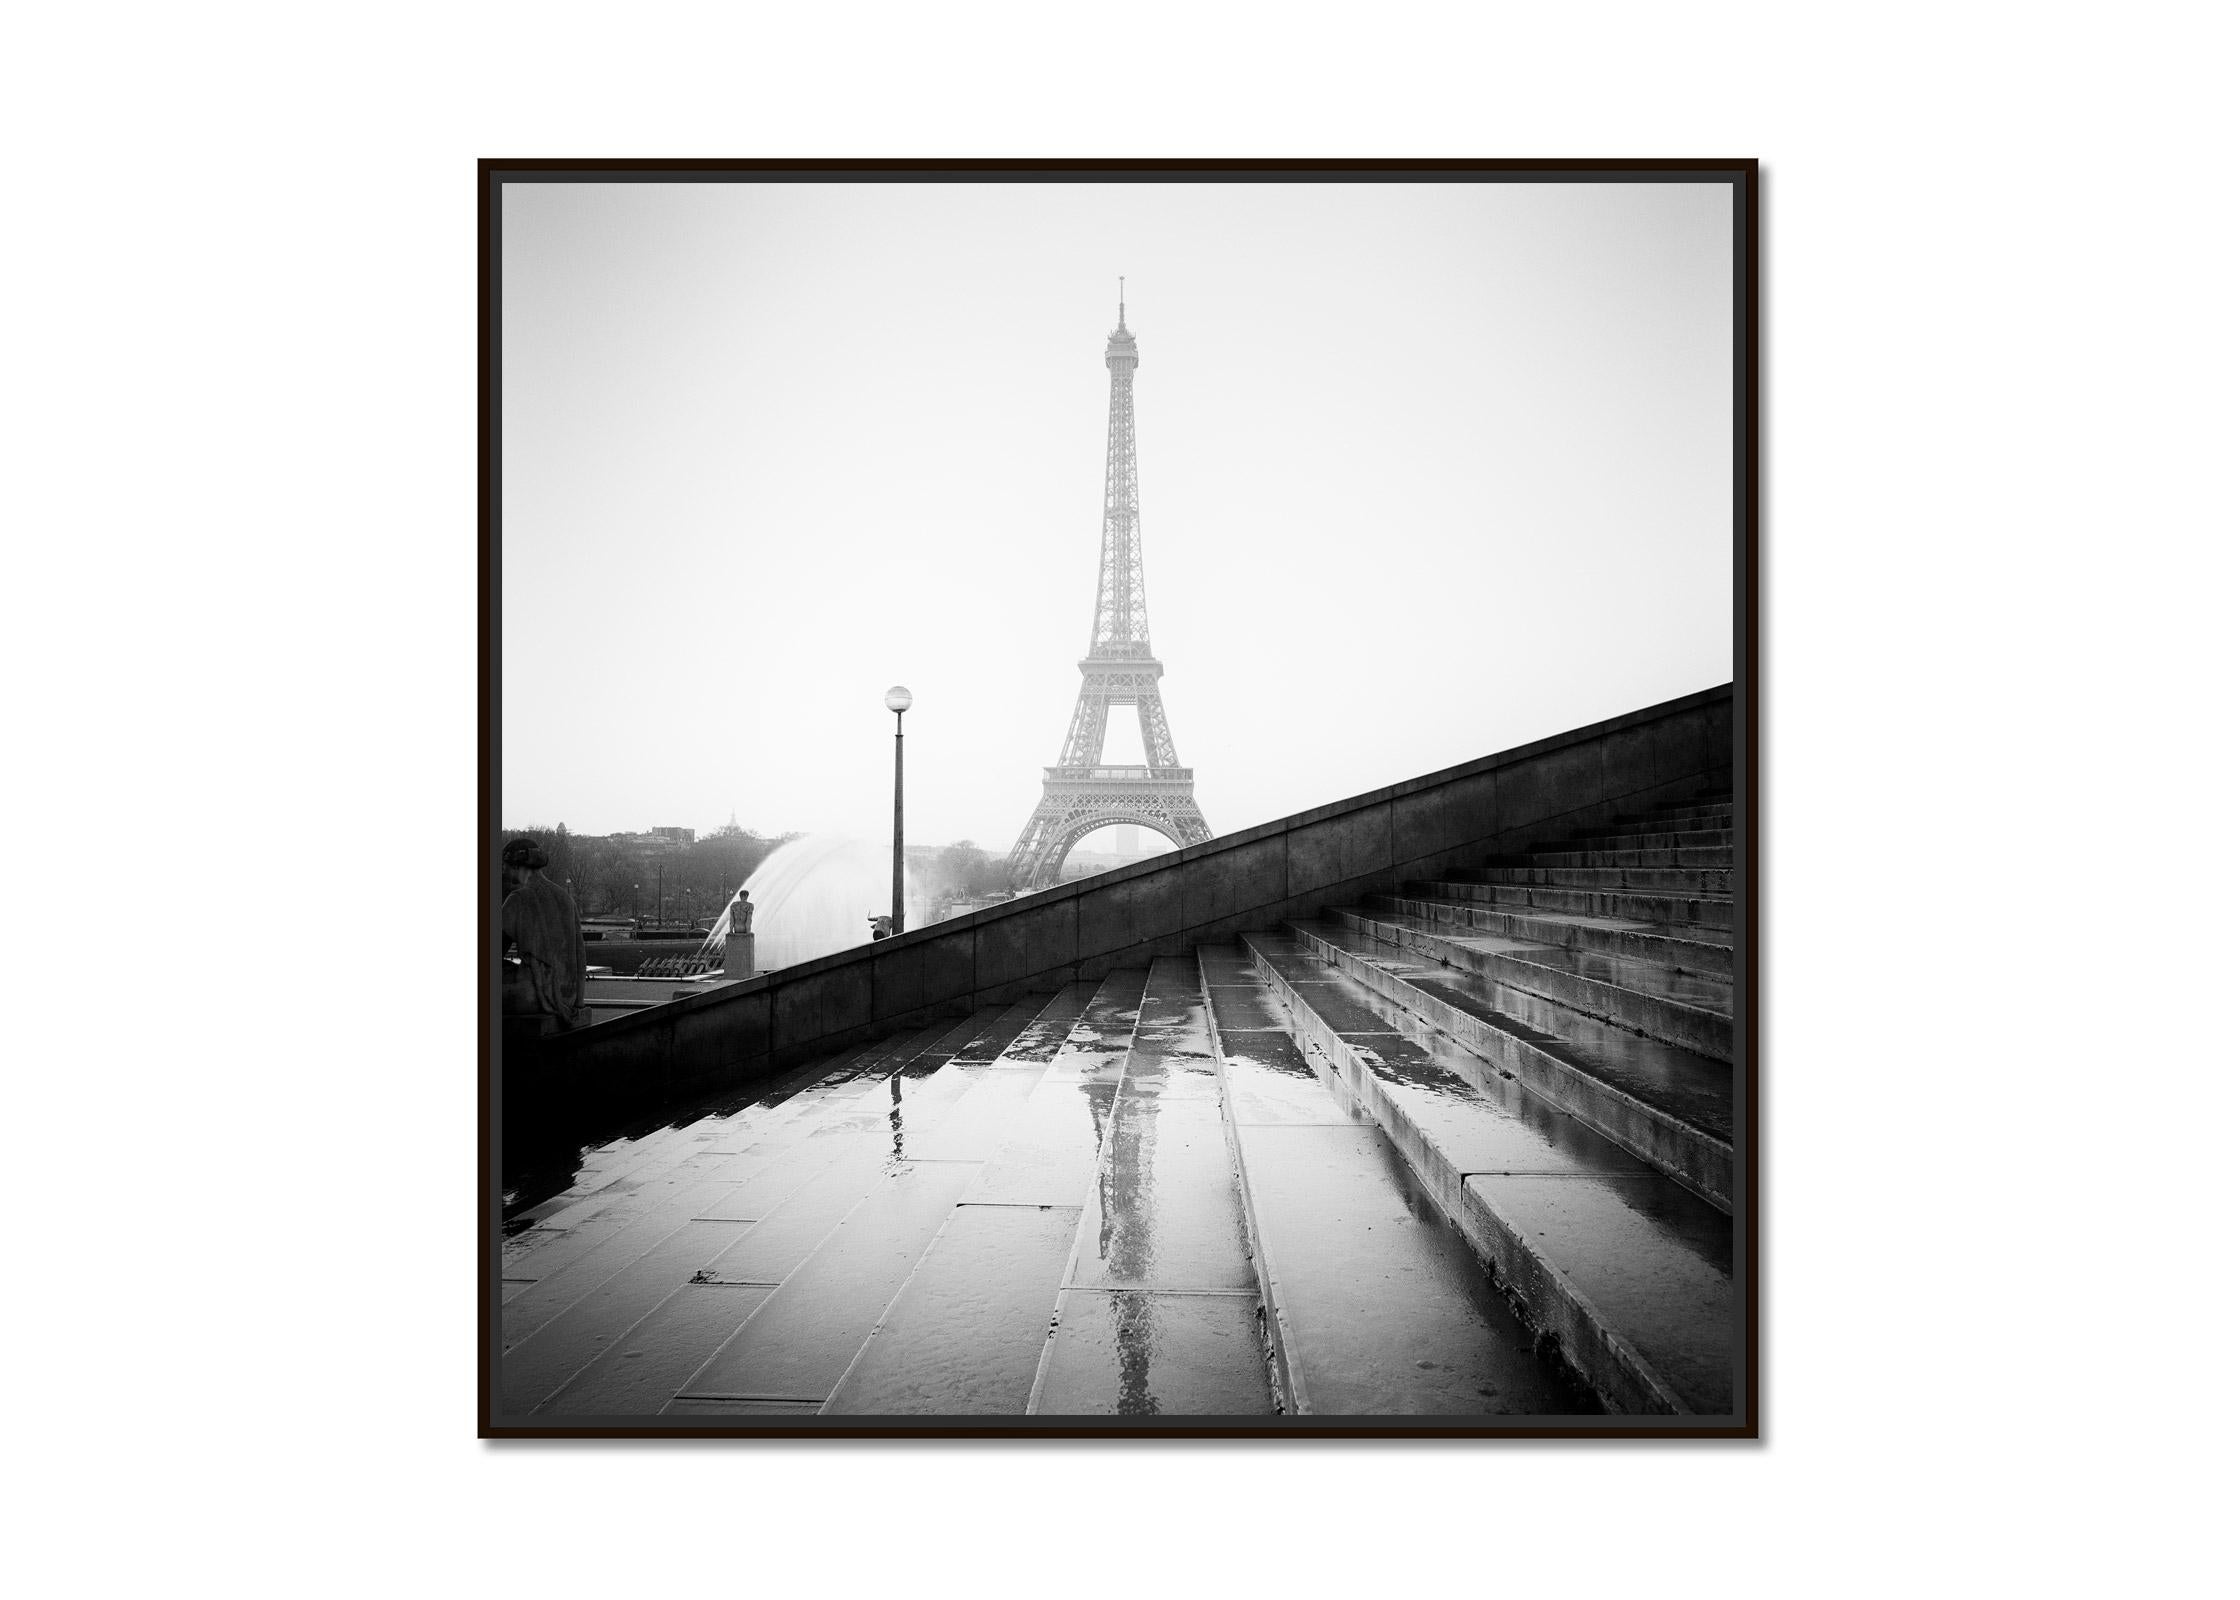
left=480, top=158, right=1758, bottom=1438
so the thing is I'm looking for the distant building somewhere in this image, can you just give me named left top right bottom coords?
left=605, top=828, right=694, bottom=851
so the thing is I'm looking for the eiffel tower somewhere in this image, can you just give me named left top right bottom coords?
left=1004, top=288, right=1213, bottom=891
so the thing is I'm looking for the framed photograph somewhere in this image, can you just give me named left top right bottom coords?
left=482, top=159, right=1757, bottom=1436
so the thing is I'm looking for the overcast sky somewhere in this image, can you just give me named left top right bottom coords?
left=501, top=178, right=1733, bottom=848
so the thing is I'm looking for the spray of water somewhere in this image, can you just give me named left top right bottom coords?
left=696, top=834, right=924, bottom=972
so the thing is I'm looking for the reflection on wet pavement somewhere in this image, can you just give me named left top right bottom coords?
left=500, top=789, right=1734, bottom=1423
left=1034, top=958, right=1272, bottom=1415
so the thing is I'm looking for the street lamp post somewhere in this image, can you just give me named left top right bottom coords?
left=885, top=685, right=912, bottom=936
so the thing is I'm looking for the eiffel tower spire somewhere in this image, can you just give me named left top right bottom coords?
left=1005, top=294, right=1213, bottom=891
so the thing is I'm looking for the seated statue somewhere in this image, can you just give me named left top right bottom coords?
left=502, top=837, right=589, bottom=1030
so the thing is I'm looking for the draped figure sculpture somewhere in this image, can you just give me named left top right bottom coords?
left=501, top=836, right=588, bottom=1030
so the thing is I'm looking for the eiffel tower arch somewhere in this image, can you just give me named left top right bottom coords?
left=1005, top=289, right=1212, bottom=892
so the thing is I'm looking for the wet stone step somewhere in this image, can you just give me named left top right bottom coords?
left=1463, top=1170, right=1734, bottom=1414
left=958, top=971, right=1146, bottom=1209
left=661, top=989, right=1107, bottom=1414
left=1032, top=1289, right=1272, bottom=1416
left=1358, top=906, right=1737, bottom=1021
left=1620, top=804, right=1733, bottom=830
left=1239, top=931, right=1734, bottom=1415
left=1421, top=878, right=1735, bottom=932
left=820, top=972, right=1152, bottom=1415
left=622, top=1017, right=979, bottom=1203
left=1198, top=945, right=1596, bottom=1416
left=503, top=1019, right=995, bottom=1397
left=1377, top=891, right=1733, bottom=981
left=1296, top=918, right=1736, bottom=1146
left=507, top=1023, right=957, bottom=1260
left=1565, top=825, right=1733, bottom=851
left=1523, top=844, right=1732, bottom=869
left=1031, top=956, right=1272, bottom=1416
left=1598, top=818, right=1733, bottom=845
left=502, top=1163, right=756, bottom=1328
left=824, top=1201, right=1086, bottom=1414
left=690, top=1089, right=979, bottom=1282
left=672, top=1160, right=989, bottom=1412
left=1463, top=864, right=1734, bottom=894
left=1061, top=958, right=1258, bottom=1297
left=557, top=1122, right=707, bottom=1188
left=984, top=981, right=1112, bottom=1069
left=1285, top=920, right=1733, bottom=1211
left=499, top=1003, right=1049, bottom=1416
left=895, top=984, right=1107, bottom=1165
left=534, top=1281, right=777, bottom=1417
left=515, top=1110, right=746, bottom=1219
left=502, top=1213, right=760, bottom=1414
left=1334, top=907, right=1733, bottom=1061
left=931, top=996, right=1058, bottom=1070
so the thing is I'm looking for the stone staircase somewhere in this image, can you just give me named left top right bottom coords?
left=496, top=783, right=1738, bottom=1420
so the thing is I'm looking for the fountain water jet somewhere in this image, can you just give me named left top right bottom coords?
left=697, top=834, right=925, bottom=974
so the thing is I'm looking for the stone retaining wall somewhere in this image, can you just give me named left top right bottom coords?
left=511, top=684, right=1735, bottom=1146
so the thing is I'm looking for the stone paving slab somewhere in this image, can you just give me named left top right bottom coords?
left=961, top=1078, right=1121, bottom=1207
left=1376, top=892, right=1734, bottom=980
left=1195, top=947, right=1262, bottom=987
left=1327, top=1030, right=1644, bottom=1181
left=1464, top=1172, right=1734, bottom=1415
left=961, top=972, right=1145, bottom=1207
left=822, top=1201, right=1084, bottom=1415
left=550, top=1134, right=735, bottom=1198
left=987, top=982, right=1105, bottom=1066
left=1240, top=928, right=1734, bottom=1413
left=501, top=1217, right=757, bottom=1415
left=675, top=1160, right=983, bottom=1408
left=1203, top=978, right=1294, bottom=1036
left=1472, top=864, right=1732, bottom=894
left=940, top=997, right=1059, bottom=1066
left=513, top=1130, right=720, bottom=1232
left=1437, top=879, right=1735, bottom=929
left=1299, top=921, right=1734, bottom=1144
left=1071, top=959, right=1258, bottom=1295
left=1229, top=1122, right=1586, bottom=1416
left=500, top=1176, right=743, bottom=1335
left=1119, top=1027, right=1223, bottom=1102
left=900, top=1067, right=1048, bottom=1162
left=1204, top=1023, right=1350, bottom=1127
left=1069, top=1093, right=1258, bottom=1293
left=1527, top=844, right=1730, bottom=869
left=1032, top=1290, right=1273, bottom=1416
left=696, top=1123, right=893, bottom=1218
left=506, top=1007, right=1057, bottom=1418
left=1335, top=907, right=1734, bottom=1058
left=696, top=1146, right=900, bottom=1286
left=1558, top=826, right=1732, bottom=852
left=534, top=1281, right=776, bottom=1417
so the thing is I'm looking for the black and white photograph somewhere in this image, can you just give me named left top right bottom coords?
left=485, top=163, right=1755, bottom=1432
left=16, top=0, right=2240, bottom=1588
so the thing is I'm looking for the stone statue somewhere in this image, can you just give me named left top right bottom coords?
left=501, top=836, right=588, bottom=1029
left=724, top=888, right=757, bottom=979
